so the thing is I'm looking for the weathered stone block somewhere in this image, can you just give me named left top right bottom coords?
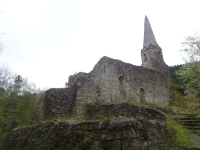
left=138, top=122, right=144, bottom=130
left=115, top=131, right=123, bottom=139
left=90, top=145, right=104, bottom=150
left=141, top=141, right=149, bottom=150
left=100, top=131, right=116, bottom=140
left=121, top=139, right=142, bottom=150
left=95, top=141, right=100, bottom=146
left=97, top=119, right=110, bottom=131
left=108, top=118, right=138, bottom=130
left=122, top=128, right=136, bottom=138
left=149, top=146, right=158, bottom=150
left=100, top=140, right=121, bottom=150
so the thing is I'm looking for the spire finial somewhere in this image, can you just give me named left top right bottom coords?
left=143, top=16, right=158, bottom=48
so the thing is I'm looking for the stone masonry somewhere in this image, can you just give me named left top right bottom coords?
left=43, top=16, right=170, bottom=120
left=4, top=118, right=168, bottom=150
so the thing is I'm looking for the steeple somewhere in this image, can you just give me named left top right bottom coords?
left=143, top=15, right=158, bottom=48
left=141, top=15, right=169, bottom=78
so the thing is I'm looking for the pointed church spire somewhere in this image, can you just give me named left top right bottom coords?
left=143, top=15, right=158, bottom=48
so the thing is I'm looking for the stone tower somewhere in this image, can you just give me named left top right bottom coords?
left=141, top=16, right=169, bottom=79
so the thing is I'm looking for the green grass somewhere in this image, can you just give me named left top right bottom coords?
left=163, top=118, right=192, bottom=149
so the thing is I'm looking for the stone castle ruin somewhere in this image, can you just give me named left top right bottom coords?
left=43, top=16, right=170, bottom=120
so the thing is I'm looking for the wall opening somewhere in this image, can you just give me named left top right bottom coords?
left=140, top=88, right=145, bottom=103
left=144, top=54, right=147, bottom=62
left=119, top=76, right=124, bottom=86
left=104, top=66, right=106, bottom=73
left=119, top=76, right=126, bottom=99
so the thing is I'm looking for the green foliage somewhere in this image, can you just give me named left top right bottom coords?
left=9, top=118, right=18, bottom=132
left=14, top=75, right=23, bottom=89
left=149, top=68, right=154, bottom=72
left=169, top=65, right=184, bottom=85
left=176, top=62, right=200, bottom=94
left=39, top=121, right=95, bottom=150
left=0, top=68, right=44, bottom=143
left=177, top=32, right=200, bottom=94
left=0, top=89, right=43, bottom=141
left=0, top=115, right=6, bottom=139
left=164, top=118, right=191, bottom=149
left=169, top=82, right=188, bottom=111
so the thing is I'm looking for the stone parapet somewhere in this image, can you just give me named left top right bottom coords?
left=43, top=87, right=76, bottom=120
left=86, top=103, right=166, bottom=121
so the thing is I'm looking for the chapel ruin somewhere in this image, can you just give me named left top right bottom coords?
left=43, top=16, right=170, bottom=120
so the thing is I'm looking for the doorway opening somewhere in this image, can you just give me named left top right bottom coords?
left=119, top=76, right=126, bottom=99
left=140, top=88, right=145, bottom=103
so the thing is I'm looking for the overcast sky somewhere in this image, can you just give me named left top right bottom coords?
left=0, top=0, right=200, bottom=89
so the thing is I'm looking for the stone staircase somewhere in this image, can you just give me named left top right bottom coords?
left=176, top=114, right=200, bottom=133
left=176, top=113, right=200, bottom=149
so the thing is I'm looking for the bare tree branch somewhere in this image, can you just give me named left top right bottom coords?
left=0, top=30, right=5, bottom=54
left=0, top=64, right=15, bottom=90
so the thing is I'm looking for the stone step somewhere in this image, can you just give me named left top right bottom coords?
left=178, top=120, right=200, bottom=123
left=188, top=147, right=200, bottom=150
left=177, top=117, right=200, bottom=121
left=182, top=115, right=199, bottom=118
left=176, top=114, right=200, bottom=149
left=178, top=113, right=199, bottom=115
left=182, top=126, right=200, bottom=130
left=190, top=130, right=200, bottom=134
left=181, top=123, right=200, bottom=127
left=178, top=114, right=199, bottom=117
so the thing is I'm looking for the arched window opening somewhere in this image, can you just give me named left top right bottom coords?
left=119, top=76, right=124, bottom=86
left=140, top=88, right=145, bottom=103
left=158, top=51, right=162, bottom=59
left=144, top=54, right=147, bottom=62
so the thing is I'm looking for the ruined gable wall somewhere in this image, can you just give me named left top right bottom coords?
left=93, top=56, right=169, bottom=105
left=69, top=56, right=169, bottom=105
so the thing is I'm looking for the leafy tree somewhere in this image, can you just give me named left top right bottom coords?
left=0, top=31, right=44, bottom=143
left=0, top=65, right=44, bottom=141
left=14, top=75, right=23, bottom=88
left=0, top=115, right=6, bottom=139
left=169, top=65, right=183, bottom=85
left=176, top=32, right=200, bottom=94
left=8, top=118, right=18, bottom=132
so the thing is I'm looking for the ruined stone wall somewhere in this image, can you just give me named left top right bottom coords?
left=43, top=56, right=169, bottom=120
left=43, top=87, right=76, bottom=120
left=86, top=103, right=166, bottom=121
left=68, top=72, right=97, bottom=103
left=4, top=118, right=168, bottom=150
left=69, top=56, right=169, bottom=105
